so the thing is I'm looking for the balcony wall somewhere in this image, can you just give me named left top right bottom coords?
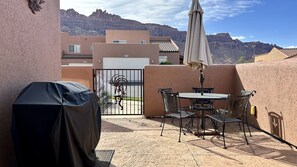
left=61, top=59, right=297, bottom=147
left=144, top=65, right=236, bottom=117
left=0, top=1, right=61, bottom=166
left=144, top=60, right=297, bottom=146
left=61, top=66, right=93, bottom=90
left=235, top=59, right=297, bottom=146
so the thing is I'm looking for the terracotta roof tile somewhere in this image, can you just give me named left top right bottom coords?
left=150, top=40, right=179, bottom=52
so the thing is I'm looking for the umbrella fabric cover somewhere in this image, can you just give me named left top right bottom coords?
left=183, top=0, right=212, bottom=69
left=11, top=81, right=101, bottom=167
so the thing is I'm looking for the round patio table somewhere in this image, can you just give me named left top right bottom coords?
left=179, top=93, right=229, bottom=100
left=179, top=92, right=229, bottom=136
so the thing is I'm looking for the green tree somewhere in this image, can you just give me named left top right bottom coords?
left=237, top=56, right=246, bottom=64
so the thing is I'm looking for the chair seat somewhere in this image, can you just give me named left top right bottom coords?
left=167, top=110, right=195, bottom=119
left=207, top=114, right=241, bottom=123
left=203, top=90, right=256, bottom=149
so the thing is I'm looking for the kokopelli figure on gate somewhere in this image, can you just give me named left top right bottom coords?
left=109, top=74, right=128, bottom=110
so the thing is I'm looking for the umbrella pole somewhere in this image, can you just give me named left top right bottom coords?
left=200, top=63, right=205, bottom=95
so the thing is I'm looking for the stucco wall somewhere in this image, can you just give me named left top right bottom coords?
left=106, top=30, right=150, bottom=44
left=235, top=59, right=297, bottom=146
left=143, top=65, right=235, bottom=117
left=0, top=1, right=60, bottom=166
left=159, top=52, right=180, bottom=64
left=255, top=48, right=287, bottom=62
left=61, top=32, right=105, bottom=54
left=61, top=66, right=93, bottom=90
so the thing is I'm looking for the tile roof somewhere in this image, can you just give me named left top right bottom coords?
left=150, top=40, right=179, bottom=52
left=62, top=54, right=92, bottom=59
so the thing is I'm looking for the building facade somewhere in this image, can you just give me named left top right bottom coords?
left=61, top=30, right=180, bottom=68
left=255, top=47, right=297, bottom=62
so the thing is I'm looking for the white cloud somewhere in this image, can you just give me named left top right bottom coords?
left=61, top=0, right=190, bottom=28
left=200, top=0, right=261, bottom=21
left=231, top=35, right=246, bottom=40
left=285, top=46, right=297, bottom=49
left=60, top=0, right=261, bottom=30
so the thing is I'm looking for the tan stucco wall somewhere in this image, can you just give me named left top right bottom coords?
left=93, top=44, right=160, bottom=69
left=255, top=48, right=287, bottom=62
left=61, top=66, right=93, bottom=90
left=143, top=65, right=236, bottom=117
left=235, top=59, right=297, bottom=146
left=61, top=32, right=105, bottom=54
left=0, top=1, right=61, bottom=166
left=106, top=30, right=150, bottom=44
left=159, top=52, right=180, bottom=64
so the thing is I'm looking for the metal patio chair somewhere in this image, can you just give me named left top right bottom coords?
left=157, top=88, right=174, bottom=124
left=158, top=89, right=195, bottom=142
left=191, top=87, right=215, bottom=112
left=191, top=88, right=215, bottom=129
left=205, top=90, right=256, bottom=149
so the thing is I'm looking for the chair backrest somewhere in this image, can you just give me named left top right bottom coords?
left=192, top=87, right=214, bottom=105
left=157, top=88, right=173, bottom=94
left=239, top=90, right=256, bottom=117
left=158, top=88, right=175, bottom=114
left=158, top=90, right=180, bottom=114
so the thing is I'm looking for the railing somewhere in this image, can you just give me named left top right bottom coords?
left=93, top=69, right=144, bottom=115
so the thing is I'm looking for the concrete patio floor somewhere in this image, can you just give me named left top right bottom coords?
left=96, top=117, right=297, bottom=167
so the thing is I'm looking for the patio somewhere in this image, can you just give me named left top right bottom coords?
left=97, top=117, right=297, bottom=167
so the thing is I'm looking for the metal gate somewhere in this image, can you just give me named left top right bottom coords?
left=93, top=69, right=144, bottom=115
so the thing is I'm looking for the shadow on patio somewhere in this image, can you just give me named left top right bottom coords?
left=97, top=117, right=297, bottom=167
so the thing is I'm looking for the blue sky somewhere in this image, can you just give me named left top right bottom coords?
left=60, top=0, right=297, bottom=48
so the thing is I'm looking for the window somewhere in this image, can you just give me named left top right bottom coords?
left=112, top=40, right=127, bottom=44
left=69, top=44, right=81, bottom=53
left=159, top=56, right=168, bottom=63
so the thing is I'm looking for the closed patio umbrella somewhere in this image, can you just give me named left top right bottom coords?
left=183, top=0, right=212, bottom=95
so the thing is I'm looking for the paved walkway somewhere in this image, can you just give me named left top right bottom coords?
left=96, top=117, right=297, bottom=167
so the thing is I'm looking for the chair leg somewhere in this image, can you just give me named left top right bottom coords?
left=241, top=121, right=249, bottom=145
left=190, top=116, right=194, bottom=127
left=245, top=118, right=252, bottom=137
left=211, top=119, right=218, bottom=131
left=179, top=118, right=182, bottom=142
left=160, top=117, right=165, bottom=136
left=203, top=121, right=206, bottom=140
left=222, top=123, right=226, bottom=149
left=186, top=116, right=193, bottom=132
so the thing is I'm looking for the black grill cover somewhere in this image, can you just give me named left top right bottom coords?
left=11, top=81, right=101, bottom=167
